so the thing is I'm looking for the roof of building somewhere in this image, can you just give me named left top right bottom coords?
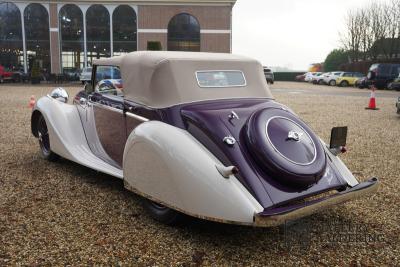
left=21, top=0, right=236, bottom=5
left=93, top=51, right=272, bottom=108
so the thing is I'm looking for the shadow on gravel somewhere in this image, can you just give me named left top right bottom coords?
left=12, top=152, right=387, bottom=257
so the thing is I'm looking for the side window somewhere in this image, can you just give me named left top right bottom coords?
left=94, top=66, right=123, bottom=96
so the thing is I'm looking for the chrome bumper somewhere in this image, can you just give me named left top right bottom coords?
left=254, top=178, right=379, bottom=227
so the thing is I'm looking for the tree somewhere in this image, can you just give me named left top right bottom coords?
left=339, top=0, right=400, bottom=61
left=324, top=49, right=349, bottom=71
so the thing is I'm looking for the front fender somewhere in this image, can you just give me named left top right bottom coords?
left=123, top=121, right=263, bottom=224
left=32, top=96, right=122, bottom=178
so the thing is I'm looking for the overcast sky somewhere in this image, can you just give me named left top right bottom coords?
left=232, top=0, right=383, bottom=71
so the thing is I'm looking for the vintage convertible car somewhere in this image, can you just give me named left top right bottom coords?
left=31, top=51, right=379, bottom=227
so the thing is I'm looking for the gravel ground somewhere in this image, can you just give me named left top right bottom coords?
left=0, top=82, right=399, bottom=266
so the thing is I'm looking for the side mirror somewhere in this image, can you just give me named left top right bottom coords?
left=84, top=83, right=93, bottom=93
left=367, top=71, right=376, bottom=80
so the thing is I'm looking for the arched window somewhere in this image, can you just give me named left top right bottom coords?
left=59, top=4, right=84, bottom=73
left=86, top=5, right=110, bottom=64
left=0, top=2, right=24, bottom=71
left=24, top=3, right=50, bottom=72
left=113, top=5, right=137, bottom=56
left=168, top=13, right=200, bottom=52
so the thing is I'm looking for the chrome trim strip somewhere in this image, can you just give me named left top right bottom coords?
left=125, top=112, right=150, bottom=122
left=195, top=70, right=247, bottom=88
left=90, top=101, right=124, bottom=114
left=265, top=116, right=317, bottom=166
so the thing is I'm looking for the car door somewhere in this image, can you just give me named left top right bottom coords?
left=77, top=65, right=126, bottom=168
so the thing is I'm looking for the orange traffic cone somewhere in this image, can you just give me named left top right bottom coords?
left=365, top=86, right=379, bottom=110
left=28, top=95, right=36, bottom=109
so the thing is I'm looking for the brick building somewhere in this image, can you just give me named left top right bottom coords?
left=0, top=0, right=236, bottom=74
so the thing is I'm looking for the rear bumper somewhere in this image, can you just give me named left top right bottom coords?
left=254, top=178, right=379, bottom=227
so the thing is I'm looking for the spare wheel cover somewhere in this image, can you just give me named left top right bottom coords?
left=246, top=108, right=326, bottom=187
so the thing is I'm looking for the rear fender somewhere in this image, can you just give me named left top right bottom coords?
left=123, top=121, right=263, bottom=224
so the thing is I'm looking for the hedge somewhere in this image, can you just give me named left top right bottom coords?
left=273, top=72, right=305, bottom=81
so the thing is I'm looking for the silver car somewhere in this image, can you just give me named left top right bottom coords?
left=79, top=67, right=92, bottom=84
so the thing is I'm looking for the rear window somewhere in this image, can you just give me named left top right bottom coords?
left=196, top=71, right=246, bottom=88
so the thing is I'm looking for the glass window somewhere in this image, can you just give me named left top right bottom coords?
left=168, top=13, right=200, bottom=52
left=0, top=2, right=24, bottom=71
left=95, top=65, right=123, bottom=96
left=24, top=3, right=50, bottom=73
left=59, top=4, right=84, bottom=73
left=391, top=65, right=400, bottom=76
left=86, top=5, right=110, bottom=65
left=113, top=5, right=137, bottom=56
left=354, top=73, right=364, bottom=77
left=196, top=71, right=246, bottom=88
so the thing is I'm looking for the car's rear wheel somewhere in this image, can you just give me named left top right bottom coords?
left=37, top=115, right=59, bottom=161
left=340, top=80, right=349, bottom=87
left=142, top=198, right=185, bottom=225
left=318, top=79, right=324, bottom=85
left=0, top=76, right=3, bottom=84
left=329, top=80, right=336, bottom=86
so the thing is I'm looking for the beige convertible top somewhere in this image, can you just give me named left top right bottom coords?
left=93, top=51, right=272, bottom=108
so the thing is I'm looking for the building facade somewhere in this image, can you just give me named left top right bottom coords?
left=0, top=0, right=236, bottom=74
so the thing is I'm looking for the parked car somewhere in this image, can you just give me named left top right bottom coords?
left=387, top=76, right=400, bottom=91
left=336, top=72, right=364, bottom=87
left=63, top=67, right=80, bottom=81
left=0, top=65, right=13, bottom=83
left=263, top=67, right=274, bottom=84
left=12, top=69, right=29, bottom=83
left=304, top=72, right=322, bottom=82
left=367, top=63, right=400, bottom=89
left=0, top=66, right=28, bottom=83
left=396, top=97, right=400, bottom=114
left=80, top=67, right=92, bottom=84
left=31, top=51, right=378, bottom=227
left=322, top=71, right=344, bottom=86
left=355, top=76, right=368, bottom=89
left=312, top=72, right=331, bottom=85
left=295, top=73, right=306, bottom=82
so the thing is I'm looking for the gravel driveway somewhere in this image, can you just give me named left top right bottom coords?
left=0, top=82, right=399, bottom=266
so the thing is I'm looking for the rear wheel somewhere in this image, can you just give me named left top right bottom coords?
left=142, top=198, right=185, bottom=225
left=318, top=79, right=324, bottom=85
left=37, top=115, right=59, bottom=161
left=340, top=80, right=349, bottom=87
left=0, top=76, right=3, bottom=84
left=329, top=80, right=336, bottom=86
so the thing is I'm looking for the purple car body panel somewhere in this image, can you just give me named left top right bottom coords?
left=180, top=99, right=348, bottom=208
